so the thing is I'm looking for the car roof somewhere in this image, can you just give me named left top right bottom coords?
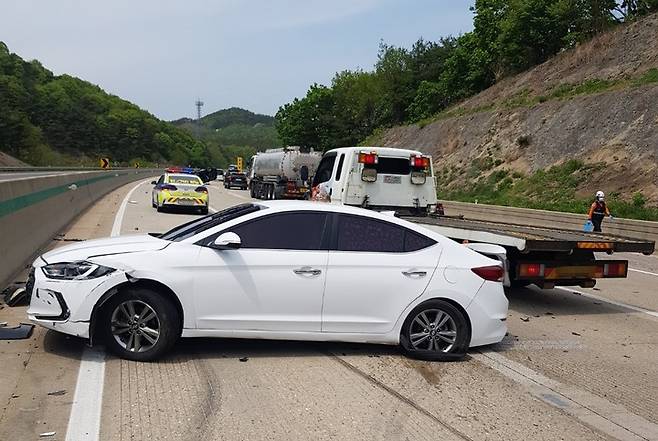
left=256, top=200, right=425, bottom=230
left=324, top=146, right=427, bottom=157
left=166, top=173, right=202, bottom=180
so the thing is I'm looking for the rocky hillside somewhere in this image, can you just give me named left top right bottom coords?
left=373, top=14, right=658, bottom=205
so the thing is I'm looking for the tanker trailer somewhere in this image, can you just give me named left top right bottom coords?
left=250, top=147, right=322, bottom=200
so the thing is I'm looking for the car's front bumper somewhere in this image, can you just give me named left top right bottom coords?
left=26, top=264, right=125, bottom=339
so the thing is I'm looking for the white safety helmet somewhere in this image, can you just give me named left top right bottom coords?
left=596, top=190, right=605, bottom=200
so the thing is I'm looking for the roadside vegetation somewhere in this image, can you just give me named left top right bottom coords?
left=171, top=107, right=282, bottom=169
left=275, top=1, right=657, bottom=151
left=0, top=42, right=210, bottom=167
left=437, top=160, right=658, bottom=221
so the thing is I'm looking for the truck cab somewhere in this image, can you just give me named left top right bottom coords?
left=312, top=147, right=438, bottom=215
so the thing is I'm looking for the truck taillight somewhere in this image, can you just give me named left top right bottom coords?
left=518, top=263, right=545, bottom=278
left=358, top=152, right=378, bottom=165
left=410, top=155, right=431, bottom=169
left=603, top=262, right=626, bottom=277
left=472, top=265, right=504, bottom=282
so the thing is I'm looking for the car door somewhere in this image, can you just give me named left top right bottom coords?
left=322, top=214, right=441, bottom=334
left=153, top=175, right=164, bottom=205
left=193, top=211, right=330, bottom=332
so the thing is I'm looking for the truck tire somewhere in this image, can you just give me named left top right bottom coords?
left=250, top=184, right=256, bottom=198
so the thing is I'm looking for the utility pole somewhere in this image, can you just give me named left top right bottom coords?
left=195, top=99, right=204, bottom=139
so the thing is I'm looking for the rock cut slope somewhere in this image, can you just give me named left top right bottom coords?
left=374, top=14, right=658, bottom=203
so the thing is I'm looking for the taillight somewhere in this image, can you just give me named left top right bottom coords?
left=358, top=152, right=378, bottom=165
left=161, top=184, right=177, bottom=191
left=195, top=186, right=208, bottom=193
left=603, top=262, right=626, bottom=277
left=410, top=155, right=431, bottom=169
left=518, top=263, right=544, bottom=278
left=472, top=265, right=504, bottom=282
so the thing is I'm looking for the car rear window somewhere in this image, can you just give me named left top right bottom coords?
left=367, top=157, right=410, bottom=175
left=168, top=175, right=202, bottom=185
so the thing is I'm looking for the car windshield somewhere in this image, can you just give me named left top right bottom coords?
left=160, top=203, right=264, bottom=242
left=168, top=175, right=202, bottom=185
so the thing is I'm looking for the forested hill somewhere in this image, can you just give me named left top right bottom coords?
left=172, top=107, right=281, bottom=152
left=0, top=42, right=208, bottom=166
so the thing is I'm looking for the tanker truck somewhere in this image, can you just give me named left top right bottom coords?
left=249, top=147, right=322, bottom=200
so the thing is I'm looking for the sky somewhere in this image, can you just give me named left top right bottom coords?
left=0, top=0, right=475, bottom=121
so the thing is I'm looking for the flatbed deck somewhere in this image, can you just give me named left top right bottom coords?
left=402, top=215, right=656, bottom=254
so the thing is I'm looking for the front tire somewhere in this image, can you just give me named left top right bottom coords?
left=100, top=288, right=180, bottom=361
left=399, top=299, right=470, bottom=361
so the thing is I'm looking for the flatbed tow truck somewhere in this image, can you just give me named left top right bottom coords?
left=401, top=214, right=655, bottom=289
left=311, top=146, right=655, bottom=289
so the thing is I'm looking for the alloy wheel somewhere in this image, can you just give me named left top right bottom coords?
left=110, top=300, right=161, bottom=353
left=408, top=308, right=457, bottom=352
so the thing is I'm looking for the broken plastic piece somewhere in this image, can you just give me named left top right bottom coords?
left=0, top=323, right=34, bottom=340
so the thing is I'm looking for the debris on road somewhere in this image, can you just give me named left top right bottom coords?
left=521, top=317, right=530, bottom=322
left=128, top=200, right=138, bottom=204
left=239, top=357, right=249, bottom=362
left=571, top=332, right=581, bottom=336
left=47, top=390, right=67, bottom=396
left=0, top=323, right=34, bottom=340
left=39, top=431, right=56, bottom=437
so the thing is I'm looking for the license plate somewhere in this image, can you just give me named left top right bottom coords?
left=383, top=175, right=401, bottom=184
left=178, top=199, right=194, bottom=205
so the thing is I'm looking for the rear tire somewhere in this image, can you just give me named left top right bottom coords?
left=199, top=206, right=209, bottom=215
left=100, top=288, right=180, bottom=361
left=400, top=299, right=470, bottom=361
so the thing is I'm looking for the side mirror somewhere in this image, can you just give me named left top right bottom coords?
left=151, top=181, right=157, bottom=185
left=213, top=232, right=241, bottom=250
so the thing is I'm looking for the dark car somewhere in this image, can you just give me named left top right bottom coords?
left=224, top=172, right=248, bottom=190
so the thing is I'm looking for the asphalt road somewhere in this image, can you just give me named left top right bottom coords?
left=1, top=179, right=657, bottom=441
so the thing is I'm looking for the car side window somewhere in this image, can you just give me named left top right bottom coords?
left=223, top=212, right=330, bottom=250
left=334, top=154, right=345, bottom=181
left=157, top=175, right=164, bottom=185
left=312, top=153, right=337, bottom=187
left=336, top=215, right=436, bottom=253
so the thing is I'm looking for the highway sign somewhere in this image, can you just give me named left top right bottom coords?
left=100, top=158, right=110, bottom=169
left=237, top=156, right=243, bottom=171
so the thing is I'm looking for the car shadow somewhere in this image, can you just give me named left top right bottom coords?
left=505, top=285, right=631, bottom=317
left=166, top=337, right=403, bottom=362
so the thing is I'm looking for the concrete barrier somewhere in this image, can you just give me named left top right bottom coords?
left=441, top=200, right=658, bottom=247
left=0, top=169, right=158, bottom=288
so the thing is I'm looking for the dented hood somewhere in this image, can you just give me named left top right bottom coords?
left=41, top=234, right=169, bottom=264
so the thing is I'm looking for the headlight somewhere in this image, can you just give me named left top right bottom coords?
left=41, top=261, right=115, bottom=280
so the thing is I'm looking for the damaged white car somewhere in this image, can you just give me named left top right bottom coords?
left=27, top=201, right=508, bottom=361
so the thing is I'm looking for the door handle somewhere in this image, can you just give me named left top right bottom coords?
left=294, top=267, right=322, bottom=276
left=402, top=270, right=427, bottom=278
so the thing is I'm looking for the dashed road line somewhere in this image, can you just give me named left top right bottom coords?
left=555, top=286, right=658, bottom=319
left=473, top=350, right=658, bottom=441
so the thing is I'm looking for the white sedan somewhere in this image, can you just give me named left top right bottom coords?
left=26, top=201, right=508, bottom=361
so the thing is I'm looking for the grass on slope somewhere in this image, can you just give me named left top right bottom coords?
left=437, top=160, right=658, bottom=221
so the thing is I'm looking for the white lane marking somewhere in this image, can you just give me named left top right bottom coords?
left=65, top=348, right=105, bottom=441
left=473, top=350, right=658, bottom=441
left=555, top=286, right=658, bottom=319
left=111, top=179, right=152, bottom=237
left=629, top=268, right=658, bottom=277
left=66, top=179, right=152, bottom=441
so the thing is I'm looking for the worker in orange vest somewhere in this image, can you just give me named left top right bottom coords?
left=588, top=191, right=612, bottom=232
